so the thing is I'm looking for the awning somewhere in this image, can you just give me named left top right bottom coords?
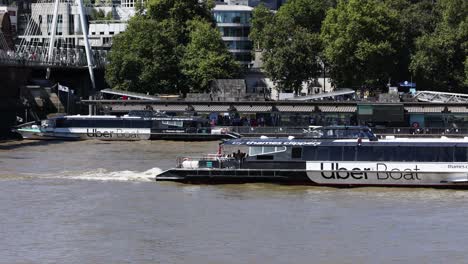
left=236, top=105, right=272, bottom=112
left=193, top=105, right=230, bottom=112
left=275, top=105, right=316, bottom=112
left=405, top=106, right=444, bottom=113
left=318, top=106, right=357, bottom=113
left=448, top=107, right=468, bottom=113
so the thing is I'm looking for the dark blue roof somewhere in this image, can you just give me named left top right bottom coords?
left=224, top=138, right=468, bottom=147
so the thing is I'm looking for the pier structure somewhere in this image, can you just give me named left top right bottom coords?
left=82, top=98, right=468, bottom=131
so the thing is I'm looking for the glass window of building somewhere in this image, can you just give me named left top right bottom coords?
left=213, top=11, right=251, bottom=24
left=219, top=27, right=250, bottom=37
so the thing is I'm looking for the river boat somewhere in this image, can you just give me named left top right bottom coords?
left=15, top=111, right=240, bottom=141
left=157, top=126, right=468, bottom=187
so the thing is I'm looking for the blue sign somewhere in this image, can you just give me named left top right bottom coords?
left=399, top=81, right=416, bottom=87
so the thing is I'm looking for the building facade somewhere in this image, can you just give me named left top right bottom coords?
left=217, top=0, right=286, bottom=10
left=21, top=1, right=134, bottom=48
left=213, top=4, right=253, bottom=67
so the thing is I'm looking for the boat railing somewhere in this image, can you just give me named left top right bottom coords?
left=225, top=126, right=468, bottom=137
left=14, top=121, right=39, bottom=128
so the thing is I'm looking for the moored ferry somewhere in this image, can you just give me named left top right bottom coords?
left=157, top=126, right=468, bottom=187
left=15, top=111, right=240, bottom=141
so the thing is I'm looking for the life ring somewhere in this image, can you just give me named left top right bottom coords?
left=412, top=122, right=420, bottom=128
left=221, top=128, right=227, bottom=134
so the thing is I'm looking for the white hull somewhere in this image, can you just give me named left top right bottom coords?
left=18, top=127, right=151, bottom=141
left=306, top=161, right=468, bottom=186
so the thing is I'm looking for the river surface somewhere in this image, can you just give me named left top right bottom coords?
left=1, top=140, right=468, bottom=263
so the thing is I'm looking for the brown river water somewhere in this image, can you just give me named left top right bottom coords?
left=1, top=140, right=468, bottom=263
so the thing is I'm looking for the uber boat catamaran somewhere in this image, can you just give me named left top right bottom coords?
left=157, top=126, right=468, bottom=187
left=15, top=111, right=240, bottom=141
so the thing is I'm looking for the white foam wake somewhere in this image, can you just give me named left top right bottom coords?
left=47, top=167, right=163, bottom=182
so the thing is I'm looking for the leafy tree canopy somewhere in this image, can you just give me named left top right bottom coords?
left=105, top=17, right=180, bottom=94
left=410, top=0, right=468, bottom=91
left=255, top=0, right=329, bottom=94
left=105, top=0, right=239, bottom=95
left=321, top=0, right=402, bottom=88
left=146, top=0, right=214, bottom=44
left=182, top=19, right=241, bottom=92
left=249, top=3, right=274, bottom=50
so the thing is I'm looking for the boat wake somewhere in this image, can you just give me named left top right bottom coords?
left=44, top=167, right=163, bottom=182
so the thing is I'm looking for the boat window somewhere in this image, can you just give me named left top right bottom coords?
left=436, top=147, right=453, bottom=162
left=162, top=120, right=183, bottom=127
left=248, top=146, right=287, bottom=156
left=291, top=147, right=302, bottom=159
left=455, top=147, right=468, bottom=162
left=256, top=155, right=274, bottom=160
left=316, top=147, right=330, bottom=160
left=54, top=119, right=65, bottom=127
left=356, top=147, right=373, bottom=161
left=315, top=146, right=343, bottom=161
left=342, top=146, right=356, bottom=161
left=263, top=147, right=276, bottom=154
left=249, top=147, right=263, bottom=156
left=303, top=146, right=317, bottom=160
left=416, top=147, right=439, bottom=162
left=324, top=129, right=335, bottom=138
left=305, top=145, right=459, bottom=162
left=330, top=147, right=342, bottom=160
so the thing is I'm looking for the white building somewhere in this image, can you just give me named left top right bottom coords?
left=213, top=4, right=253, bottom=67
left=24, top=1, right=135, bottom=48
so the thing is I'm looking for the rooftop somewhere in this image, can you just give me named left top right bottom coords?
left=213, top=5, right=253, bottom=11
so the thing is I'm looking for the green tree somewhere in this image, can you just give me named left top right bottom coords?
left=321, top=0, right=402, bottom=88
left=134, top=0, right=145, bottom=16
left=90, top=9, right=106, bottom=20
left=249, top=3, right=274, bottom=50
left=105, top=11, right=113, bottom=20
left=146, top=0, right=214, bottom=44
left=105, top=17, right=181, bottom=94
left=259, top=0, right=329, bottom=94
left=410, top=0, right=468, bottom=91
left=105, top=0, right=235, bottom=95
left=182, top=20, right=241, bottom=92
left=384, top=0, right=438, bottom=83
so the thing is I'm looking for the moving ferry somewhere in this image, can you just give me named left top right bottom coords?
left=157, top=126, right=468, bottom=187
left=16, top=111, right=239, bottom=141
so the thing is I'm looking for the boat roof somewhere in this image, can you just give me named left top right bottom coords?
left=49, top=115, right=206, bottom=121
left=224, top=137, right=468, bottom=147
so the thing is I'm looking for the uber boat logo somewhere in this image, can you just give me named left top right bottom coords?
left=86, top=129, right=139, bottom=138
left=319, top=162, right=421, bottom=181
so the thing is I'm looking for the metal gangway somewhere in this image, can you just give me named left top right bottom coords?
left=414, top=91, right=468, bottom=103
left=285, top=88, right=356, bottom=101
